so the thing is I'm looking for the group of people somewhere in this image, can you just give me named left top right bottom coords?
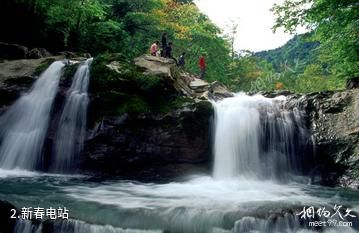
left=150, top=33, right=173, bottom=58
left=150, top=32, right=206, bottom=79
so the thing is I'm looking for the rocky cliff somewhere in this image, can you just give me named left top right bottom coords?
left=287, top=88, right=359, bottom=188
left=80, top=54, right=231, bottom=180
left=0, top=56, right=59, bottom=111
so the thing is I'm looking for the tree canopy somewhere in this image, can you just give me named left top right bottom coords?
left=0, top=0, right=357, bottom=93
left=0, top=0, right=231, bottom=83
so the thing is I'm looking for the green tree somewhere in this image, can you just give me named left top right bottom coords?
left=0, top=0, right=233, bottom=84
left=46, top=0, right=106, bottom=49
left=272, top=0, right=359, bottom=78
left=227, top=52, right=275, bottom=91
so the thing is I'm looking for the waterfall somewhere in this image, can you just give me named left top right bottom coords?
left=212, top=93, right=311, bottom=180
left=13, top=220, right=42, bottom=233
left=14, top=219, right=163, bottom=233
left=51, top=58, right=93, bottom=172
left=0, top=61, right=65, bottom=170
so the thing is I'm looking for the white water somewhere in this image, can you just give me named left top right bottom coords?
left=0, top=61, right=65, bottom=170
left=52, top=58, right=93, bottom=172
left=0, top=168, right=40, bottom=178
left=14, top=219, right=162, bottom=233
left=65, top=177, right=318, bottom=210
left=1, top=172, right=357, bottom=233
left=212, top=93, right=309, bottom=180
left=62, top=176, right=358, bottom=233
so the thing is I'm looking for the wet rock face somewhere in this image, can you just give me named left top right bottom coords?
left=0, top=57, right=58, bottom=110
left=288, top=89, right=359, bottom=188
left=81, top=54, right=227, bottom=179
left=80, top=101, right=214, bottom=180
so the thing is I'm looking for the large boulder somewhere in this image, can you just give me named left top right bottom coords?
left=208, top=81, right=234, bottom=100
left=27, top=48, right=52, bottom=59
left=287, top=89, right=359, bottom=188
left=81, top=54, right=218, bottom=179
left=190, top=79, right=209, bottom=93
left=133, top=55, right=232, bottom=99
left=134, top=55, right=175, bottom=77
left=134, top=55, right=194, bottom=97
left=0, top=42, right=28, bottom=60
left=81, top=101, right=214, bottom=180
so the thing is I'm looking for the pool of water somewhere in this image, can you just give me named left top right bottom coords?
left=1, top=169, right=358, bottom=233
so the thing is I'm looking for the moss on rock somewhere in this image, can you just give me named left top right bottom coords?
left=33, top=58, right=56, bottom=76
left=89, top=53, right=194, bottom=121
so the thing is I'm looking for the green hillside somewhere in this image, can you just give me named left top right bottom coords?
left=255, top=33, right=320, bottom=73
left=229, top=33, right=346, bottom=93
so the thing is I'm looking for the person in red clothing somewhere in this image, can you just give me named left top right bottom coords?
left=198, top=53, right=206, bottom=79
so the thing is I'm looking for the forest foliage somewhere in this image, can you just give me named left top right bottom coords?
left=226, top=0, right=358, bottom=93
left=0, top=0, right=230, bottom=84
left=247, top=33, right=346, bottom=93
left=0, top=0, right=357, bottom=93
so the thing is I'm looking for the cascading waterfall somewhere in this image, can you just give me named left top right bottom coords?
left=52, top=58, right=93, bottom=172
left=212, top=93, right=312, bottom=180
left=0, top=61, right=65, bottom=170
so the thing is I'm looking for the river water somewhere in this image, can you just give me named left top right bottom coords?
left=0, top=170, right=358, bottom=233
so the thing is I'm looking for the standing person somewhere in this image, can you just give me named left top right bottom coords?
left=165, top=42, right=173, bottom=58
left=199, top=53, right=206, bottom=79
left=164, top=42, right=178, bottom=64
left=178, top=52, right=186, bottom=68
left=161, top=32, right=167, bottom=57
left=150, top=41, right=159, bottom=56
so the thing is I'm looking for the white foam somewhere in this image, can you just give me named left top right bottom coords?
left=0, top=168, right=86, bottom=179
left=0, top=168, right=40, bottom=178
left=65, top=176, right=324, bottom=210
